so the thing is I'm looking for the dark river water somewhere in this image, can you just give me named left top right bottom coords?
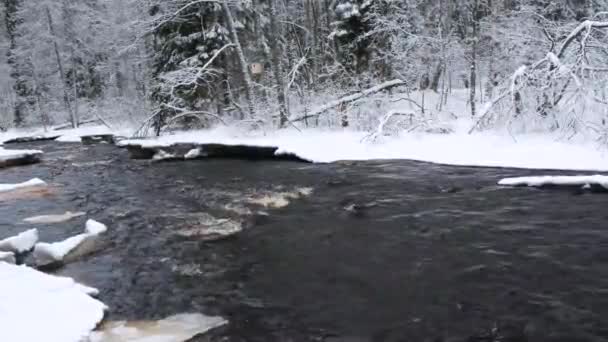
left=0, top=141, right=607, bottom=342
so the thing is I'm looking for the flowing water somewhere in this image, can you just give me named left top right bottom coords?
left=0, top=141, right=607, bottom=342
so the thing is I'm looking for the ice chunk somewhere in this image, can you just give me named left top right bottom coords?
left=33, top=219, right=108, bottom=266
left=0, top=178, right=46, bottom=192
left=85, top=219, right=108, bottom=235
left=33, top=234, right=90, bottom=266
left=0, top=228, right=39, bottom=253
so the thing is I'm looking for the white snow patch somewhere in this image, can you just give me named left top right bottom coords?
left=0, top=228, right=39, bottom=253
left=120, top=127, right=608, bottom=171
left=498, top=175, right=608, bottom=188
left=0, top=262, right=106, bottom=342
left=0, top=178, right=46, bottom=193
left=89, top=313, right=227, bottom=342
left=0, top=251, right=16, bottom=264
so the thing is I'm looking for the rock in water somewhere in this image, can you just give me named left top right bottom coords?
left=24, top=211, right=86, bottom=224
left=89, top=313, right=227, bottom=342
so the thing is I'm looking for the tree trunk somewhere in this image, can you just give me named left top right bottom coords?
left=221, top=1, right=255, bottom=119
left=266, top=0, right=289, bottom=127
left=45, top=6, right=77, bottom=128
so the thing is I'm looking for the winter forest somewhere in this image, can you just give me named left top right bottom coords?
left=1, top=0, right=608, bottom=141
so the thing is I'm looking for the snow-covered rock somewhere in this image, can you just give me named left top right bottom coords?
left=0, top=262, right=106, bottom=342
left=498, top=175, right=608, bottom=189
left=24, top=211, right=86, bottom=224
left=89, top=313, right=227, bottom=342
left=0, top=147, right=43, bottom=167
left=0, top=178, right=46, bottom=193
left=0, top=251, right=16, bottom=264
left=0, top=228, right=39, bottom=254
left=33, top=219, right=108, bottom=267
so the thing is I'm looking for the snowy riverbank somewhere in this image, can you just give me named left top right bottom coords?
left=120, top=126, right=608, bottom=171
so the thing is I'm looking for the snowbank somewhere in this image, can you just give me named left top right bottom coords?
left=0, top=262, right=106, bottom=342
left=0, top=178, right=47, bottom=193
left=498, top=175, right=608, bottom=189
left=120, top=127, right=608, bottom=171
left=0, top=229, right=39, bottom=253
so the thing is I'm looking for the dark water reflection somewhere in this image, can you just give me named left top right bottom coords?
left=0, top=141, right=607, bottom=342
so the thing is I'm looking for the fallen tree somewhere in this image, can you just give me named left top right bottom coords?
left=289, top=79, right=406, bottom=123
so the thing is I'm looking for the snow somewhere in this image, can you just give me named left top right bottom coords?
left=0, top=262, right=106, bottom=342
left=0, top=178, right=47, bottom=193
left=120, top=126, right=608, bottom=171
left=0, top=147, right=43, bottom=162
left=498, top=175, right=608, bottom=188
left=89, top=313, right=227, bottom=342
left=0, top=229, right=39, bottom=254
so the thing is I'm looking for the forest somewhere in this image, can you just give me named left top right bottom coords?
left=1, top=0, right=608, bottom=141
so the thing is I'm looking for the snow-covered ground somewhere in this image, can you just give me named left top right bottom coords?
left=0, top=262, right=106, bottom=342
left=498, top=175, right=608, bottom=189
left=120, top=126, right=608, bottom=171
left=0, top=125, right=131, bottom=144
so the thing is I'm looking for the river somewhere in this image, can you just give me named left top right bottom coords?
left=1, top=141, right=606, bottom=342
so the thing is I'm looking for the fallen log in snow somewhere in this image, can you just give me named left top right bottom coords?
left=289, top=79, right=406, bottom=122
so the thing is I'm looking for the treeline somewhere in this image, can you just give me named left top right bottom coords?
left=1, top=0, right=607, bottom=135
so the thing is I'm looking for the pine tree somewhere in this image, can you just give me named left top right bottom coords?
left=332, top=0, right=375, bottom=75
left=4, top=0, right=34, bottom=127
